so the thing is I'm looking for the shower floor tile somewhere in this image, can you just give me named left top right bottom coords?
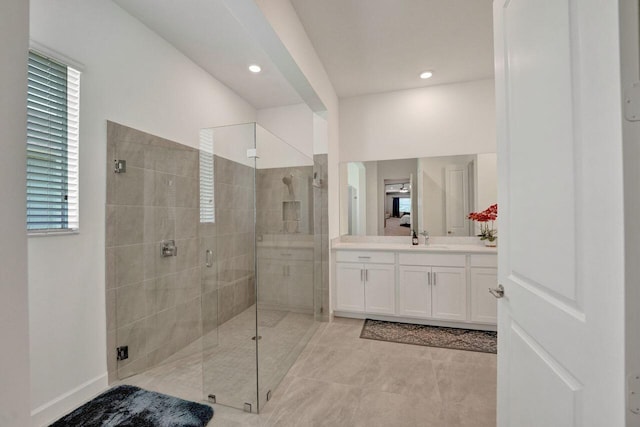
left=116, top=305, right=317, bottom=412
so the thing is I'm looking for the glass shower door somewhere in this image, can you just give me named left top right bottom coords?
left=255, top=125, right=319, bottom=411
left=200, top=123, right=258, bottom=411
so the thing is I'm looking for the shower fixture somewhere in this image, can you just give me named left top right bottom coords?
left=282, top=174, right=294, bottom=196
left=312, top=171, right=323, bottom=188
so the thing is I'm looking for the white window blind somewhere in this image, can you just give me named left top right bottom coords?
left=27, top=50, right=80, bottom=232
left=199, top=129, right=215, bottom=223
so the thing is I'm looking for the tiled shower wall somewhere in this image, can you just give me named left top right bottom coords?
left=256, top=166, right=313, bottom=235
left=202, top=155, right=255, bottom=333
left=105, top=123, right=255, bottom=382
left=106, top=122, right=202, bottom=381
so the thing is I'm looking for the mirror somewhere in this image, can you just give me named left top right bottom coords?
left=340, top=153, right=497, bottom=237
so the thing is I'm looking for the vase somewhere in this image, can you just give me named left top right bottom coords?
left=485, top=238, right=497, bottom=247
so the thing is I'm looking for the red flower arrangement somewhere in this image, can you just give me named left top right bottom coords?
left=467, top=204, right=498, bottom=244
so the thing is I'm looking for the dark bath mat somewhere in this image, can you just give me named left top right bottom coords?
left=360, top=319, right=497, bottom=354
left=50, top=385, right=213, bottom=427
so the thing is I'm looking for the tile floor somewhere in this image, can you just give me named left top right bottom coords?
left=121, top=316, right=497, bottom=427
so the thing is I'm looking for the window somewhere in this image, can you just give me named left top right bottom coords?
left=399, top=198, right=411, bottom=213
left=199, top=128, right=215, bottom=223
left=27, top=50, right=80, bottom=232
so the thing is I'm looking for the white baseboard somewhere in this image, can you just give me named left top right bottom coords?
left=31, top=373, right=108, bottom=427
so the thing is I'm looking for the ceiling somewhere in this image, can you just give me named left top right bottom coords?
left=114, top=0, right=494, bottom=109
left=290, top=0, right=495, bottom=98
left=114, top=0, right=304, bottom=109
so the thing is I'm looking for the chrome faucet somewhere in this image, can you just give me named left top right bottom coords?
left=420, top=231, right=430, bottom=245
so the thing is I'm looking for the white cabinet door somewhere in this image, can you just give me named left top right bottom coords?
left=335, top=263, right=365, bottom=312
left=398, top=265, right=431, bottom=317
left=431, top=267, right=467, bottom=321
left=364, top=263, right=396, bottom=315
left=470, top=268, right=497, bottom=324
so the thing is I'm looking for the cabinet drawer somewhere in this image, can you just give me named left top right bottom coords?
left=399, top=253, right=465, bottom=267
left=258, top=247, right=313, bottom=261
left=470, top=254, right=497, bottom=268
left=335, top=250, right=395, bottom=264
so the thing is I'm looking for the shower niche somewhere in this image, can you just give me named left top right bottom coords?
left=106, top=121, right=326, bottom=414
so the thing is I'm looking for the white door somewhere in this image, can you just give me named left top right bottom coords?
left=431, top=267, right=467, bottom=321
left=398, top=265, right=432, bottom=317
left=363, top=263, right=396, bottom=315
left=494, top=1, right=625, bottom=425
left=335, top=263, right=365, bottom=312
left=445, top=165, right=469, bottom=236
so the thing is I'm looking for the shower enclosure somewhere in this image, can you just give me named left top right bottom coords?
left=106, top=121, right=324, bottom=413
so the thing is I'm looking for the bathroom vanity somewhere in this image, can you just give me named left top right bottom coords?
left=332, top=239, right=498, bottom=331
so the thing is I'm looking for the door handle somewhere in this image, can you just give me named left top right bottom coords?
left=489, top=284, right=505, bottom=299
left=433, top=272, right=437, bottom=286
left=428, top=271, right=431, bottom=285
left=205, top=249, right=213, bottom=267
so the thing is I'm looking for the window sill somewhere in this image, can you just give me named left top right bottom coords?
left=28, top=229, right=80, bottom=238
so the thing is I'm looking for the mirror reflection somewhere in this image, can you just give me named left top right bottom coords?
left=340, top=153, right=497, bottom=237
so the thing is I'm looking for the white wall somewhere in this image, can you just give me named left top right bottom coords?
left=255, top=0, right=340, bottom=241
left=0, top=1, right=31, bottom=425
left=475, top=153, right=498, bottom=216
left=364, top=162, right=379, bottom=236
left=257, top=103, right=314, bottom=158
left=29, top=1, right=256, bottom=424
left=419, top=155, right=475, bottom=236
left=339, top=79, right=496, bottom=162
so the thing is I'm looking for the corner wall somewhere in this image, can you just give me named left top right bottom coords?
left=0, top=0, right=31, bottom=425
left=29, top=1, right=256, bottom=424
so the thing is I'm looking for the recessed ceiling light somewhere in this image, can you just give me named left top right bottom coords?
left=420, top=71, right=433, bottom=79
left=249, top=64, right=261, bottom=73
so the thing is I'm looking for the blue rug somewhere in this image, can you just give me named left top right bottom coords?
left=50, top=385, right=213, bottom=426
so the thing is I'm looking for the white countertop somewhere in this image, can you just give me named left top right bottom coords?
left=332, top=241, right=497, bottom=254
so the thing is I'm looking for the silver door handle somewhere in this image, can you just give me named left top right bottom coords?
left=358, top=256, right=371, bottom=259
left=489, top=284, right=505, bottom=299
left=433, top=272, right=436, bottom=285
left=205, top=249, right=213, bottom=267
left=427, top=271, right=431, bottom=285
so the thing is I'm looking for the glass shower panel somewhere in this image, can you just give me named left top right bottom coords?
left=255, top=125, right=319, bottom=411
left=200, top=123, right=258, bottom=411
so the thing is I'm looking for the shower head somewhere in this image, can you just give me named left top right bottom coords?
left=282, top=175, right=294, bottom=196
